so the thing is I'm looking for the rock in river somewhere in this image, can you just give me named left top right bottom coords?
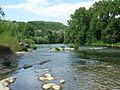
left=23, top=64, right=32, bottom=69
left=42, top=83, right=61, bottom=90
left=59, top=79, right=65, bottom=84
left=39, top=73, right=54, bottom=81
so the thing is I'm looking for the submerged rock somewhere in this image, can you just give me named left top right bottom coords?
left=38, top=60, right=51, bottom=65
left=23, top=64, right=32, bottom=69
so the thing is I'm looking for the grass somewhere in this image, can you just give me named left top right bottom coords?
left=0, top=34, right=21, bottom=52
left=90, top=41, right=120, bottom=47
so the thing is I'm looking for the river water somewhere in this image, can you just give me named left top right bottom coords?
left=10, top=44, right=120, bottom=90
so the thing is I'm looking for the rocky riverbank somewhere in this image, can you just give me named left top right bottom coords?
left=0, top=77, right=16, bottom=90
left=0, top=50, right=24, bottom=80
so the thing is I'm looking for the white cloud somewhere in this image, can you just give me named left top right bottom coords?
left=2, top=0, right=100, bottom=23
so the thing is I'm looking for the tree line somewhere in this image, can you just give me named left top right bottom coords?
left=64, top=0, right=120, bottom=46
left=0, top=9, right=66, bottom=52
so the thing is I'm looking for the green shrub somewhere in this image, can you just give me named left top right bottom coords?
left=73, top=44, right=79, bottom=50
left=24, top=39, right=35, bottom=45
left=22, top=47, right=28, bottom=52
left=69, top=44, right=79, bottom=50
left=30, top=44, right=37, bottom=50
left=0, top=34, right=21, bottom=52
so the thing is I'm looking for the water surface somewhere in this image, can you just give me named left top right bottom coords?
left=11, top=44, right=120, bottom=90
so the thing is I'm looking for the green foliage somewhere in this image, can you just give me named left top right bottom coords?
left=0, top=15, right=65, bottom=52
left=0, top=34, right=21, bottom=52
left=65, top=0, right=120, bottom=46
left=30, top=21, right=66, bottom=44
left=28, top=21, right=66, bottom=31
left=69, top=44, right=79, bottom=50
left=24, top=39, right=35, bottom=45
left=30, top=44, right=37, bottom=50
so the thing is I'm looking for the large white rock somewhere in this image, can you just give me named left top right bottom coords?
left=47, top=76, right=54, bottom=81
left=39, top=77, right=45, bottom=81
left=0, top=77, right=16, bottom=90
left=52, top=84, right=61, bottom=90
left=2, top=81, right=9, bottom=87
left=8, top=77, right=15, bottom=83
left=42, top=83, right=61, bottom=90
left=39, top=73, right=54, bottom=81
left=42, top=83, right=55, bottom=90
left=44, top=73, right=52, bottom=77
left=4, top=87, right=10, bottom=90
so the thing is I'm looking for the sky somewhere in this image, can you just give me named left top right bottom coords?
left=0, top=0, right=99, bottom=24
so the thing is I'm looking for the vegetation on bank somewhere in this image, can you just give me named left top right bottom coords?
left=0, top=0, right=120, bottom=53
left=64, top=0, right=120, bottom=47
left=0, top=9, right=66, bottom=52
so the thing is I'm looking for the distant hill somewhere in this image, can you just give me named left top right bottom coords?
left=28, top=21, right=66, bottom=31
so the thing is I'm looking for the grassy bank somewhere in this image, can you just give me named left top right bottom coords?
left=89, top=41, right=120, bottom=47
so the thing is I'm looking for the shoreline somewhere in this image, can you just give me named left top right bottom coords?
left=0, top=51, right=25, bottom=80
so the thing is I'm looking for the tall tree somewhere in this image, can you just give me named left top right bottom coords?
left=0, top=7, right=5, bottom=19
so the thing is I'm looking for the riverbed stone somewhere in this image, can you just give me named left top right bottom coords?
left=42, top=83, right=61, bottom=90
left=8, top=77, right=16, bottom=83
left=59, top=79, right=65, bottom=84
left=0, top=77, right=16, bottom=90
left=52, top=84, right=61, bottom=90
left=23, top=64, right=32, bottom=69
left=42, top=83, right=54, bottom=89
left=39, top=73, right=54, bottom=81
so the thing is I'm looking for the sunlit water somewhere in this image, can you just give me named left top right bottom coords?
left=10, top=44, right=120, bottom=90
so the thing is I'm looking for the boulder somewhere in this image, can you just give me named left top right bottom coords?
left=59, top=79, right=65, bottom=84
left=39, top=73, right=54, bottom=81
left=42, top=83, right=54, bottom=90
left=2, top=81, right=9, bottom=87
left=42, top=83, right=61, bottom=90
left=52, top=84, right=61, bottom=90
left=8, top=77, right=16, bottom=83
left=0, top=77, right=16, bottom=90
left=39, top=77, right=46, bottom=81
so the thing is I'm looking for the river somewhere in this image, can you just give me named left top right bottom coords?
left=10, top=44, right=120, bottom=90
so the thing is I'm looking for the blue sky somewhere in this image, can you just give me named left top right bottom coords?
left=0, top=0, right=98, bottom=24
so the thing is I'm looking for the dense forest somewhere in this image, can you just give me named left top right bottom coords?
left=64, top=0, right=120, bottom=46
left=0, top=11, right=66, bottom=52
left=28, top=21, right=66, bottom=44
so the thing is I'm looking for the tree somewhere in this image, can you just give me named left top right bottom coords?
left=64, top=0, right=120, bottom=45
left=0, top=7, right=5, bottom=19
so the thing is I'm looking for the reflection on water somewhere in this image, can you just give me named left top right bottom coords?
left=11, top=44, right=120, bottom=90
